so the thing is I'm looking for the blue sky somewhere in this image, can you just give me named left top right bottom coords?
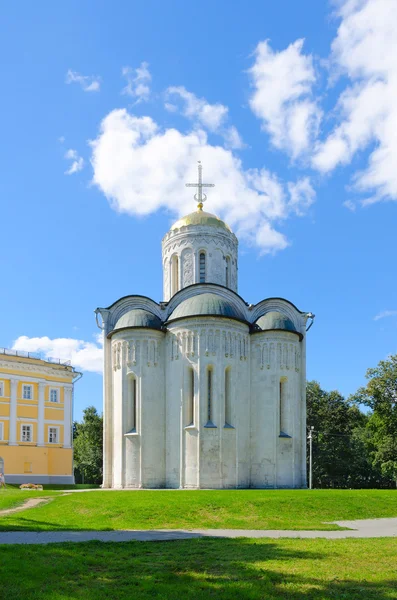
left=1, top=0, right=396, bottom=420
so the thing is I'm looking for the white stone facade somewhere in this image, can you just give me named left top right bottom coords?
left=96, top=208, right=313, bottom=489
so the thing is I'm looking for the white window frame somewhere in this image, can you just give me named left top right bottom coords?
left=48, top=426, right=59, bottom=444
left=49, top=388, right=60, bottom=403
left=21, top=423, right=33, bottom=443
left=0, top=422, right=4, bottom=441
left=22, top=384, right=33, bottom=400
left=0, top=381, right=4, bottom=397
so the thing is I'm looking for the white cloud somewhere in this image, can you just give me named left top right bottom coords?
left=64, top=149, right=84, bottom=175
left=343, top=199, right=356, bottom=212
left=165, top=87, right=244, bottom=149
left=12, top=335, right=103, bottom=374
left=121, top=62, right=151, bottom=103
left=374, top=310, right=397, bottom=321
left=287, top=177, right=316, bottom=216
left=65, top=69, right=101, bottom=92
left=90, top=108, right=315, bottom=253
left=248, top=39, right=321, bottom=158
left=312, top=0, right=397, bottom=204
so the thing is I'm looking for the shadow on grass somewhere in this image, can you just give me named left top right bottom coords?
left=0, top=537, right=396, bottom=600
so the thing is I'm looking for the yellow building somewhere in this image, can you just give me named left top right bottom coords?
left=0, top=348, right=81, bottom=484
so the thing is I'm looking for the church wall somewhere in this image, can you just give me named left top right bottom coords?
left=111, top=330, right=165, bottom=488
left=166, top=318, right=250, bottom=489
left=250, top=331, right=304, bottom=488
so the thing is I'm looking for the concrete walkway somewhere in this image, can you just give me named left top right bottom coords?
left=0, top=517, right=396, bottom=544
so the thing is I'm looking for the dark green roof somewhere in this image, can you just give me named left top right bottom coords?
left=113, top=309, right=162, bottom=331
left=168, top=293, right=245, bottom=322
left=255, top=311, right=298, bottom=334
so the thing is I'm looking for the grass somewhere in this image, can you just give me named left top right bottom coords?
left=1, top=537, right=397, bottom=599
left=0, top=488, right=60, bottom=512
left=0, top=489, right=396, bottom=531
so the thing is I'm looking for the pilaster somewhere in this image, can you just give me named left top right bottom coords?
left=63, top=385, right=73, bottom=448
left=37, top=382, right=46, bottom=446
left=9, top=378, right=18, bottom=445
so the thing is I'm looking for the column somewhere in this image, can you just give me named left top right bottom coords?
left=37, top=382, right=46, bottom=446
left=9, top=379, right=18, bottom=445
left=63, top=385, right=73, bottom=448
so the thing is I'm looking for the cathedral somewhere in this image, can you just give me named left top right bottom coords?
left=96, top=164, right=314, bottom=489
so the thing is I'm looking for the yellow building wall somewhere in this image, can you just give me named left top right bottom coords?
left=0, top=404, right=10, bottom=417
left=44, top=408, right=64, bottom=421
left=0, top=446, right=73, bottom=476
left=17, top=405, right=38, bottom=419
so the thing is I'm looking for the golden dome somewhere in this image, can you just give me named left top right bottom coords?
left=171, top=209, right=232, bottom=232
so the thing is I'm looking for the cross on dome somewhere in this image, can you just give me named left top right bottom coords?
left=185, top=161, right=215, bottom=210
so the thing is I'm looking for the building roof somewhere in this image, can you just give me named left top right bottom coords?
left=167, top=292, right=245, bottom=322
left=170, top=209, right=232, bottom=233
left=254, top=311, right=301, bottom=337
left=113, top=309, right=163, bottom=332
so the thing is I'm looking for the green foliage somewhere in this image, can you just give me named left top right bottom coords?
left=73, top=406, right=103, bottom=485
left=306, top=381, right=376, bottom=488
left=351, top=355, right=397, bottom=486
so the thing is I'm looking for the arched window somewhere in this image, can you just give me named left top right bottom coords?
left=280, top=378, right=287, bottom=435
left=207, top=367, right=213, bottom=423
left=199, top=252, right=206, bottom=283
left=225, top=256, right=230, bottom=287
left=224, top=368, right=232, bottom=426
left=127, top=376, right=137, bottom=433
left=171, top=255, right=179, bottom=296
left=186, top=368, right=195, bottom=426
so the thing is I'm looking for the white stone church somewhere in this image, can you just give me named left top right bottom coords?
left=96, top=164, right=314, bottom=489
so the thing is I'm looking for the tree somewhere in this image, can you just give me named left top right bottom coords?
left=351, top=355, right=397, bottom=487
left=73, top=406, right=103, bottom=484
left=306, top=381, right=373, bottom=488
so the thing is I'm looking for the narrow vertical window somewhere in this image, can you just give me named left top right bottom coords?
left=199, top=252, right=206, bottom=283
left=224, top=368, right=232, bottom=426
left=171, top=255, right=179, bottom=296
left=225, top=256, right=230, bottom=287
left=186, top=368, right=194, bottom=426
left=280, top=379, right=287, bottom=435
left=127, top=377, right=137, bottom=433
left=207, top=368, right=212, bottom=423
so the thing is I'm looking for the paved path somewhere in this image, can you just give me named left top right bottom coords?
left=0, top=517, right=396, bottom=544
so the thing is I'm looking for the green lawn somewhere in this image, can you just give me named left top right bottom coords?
left=0, top=489, right=396, bottom=531
left=1, top=537, right=397, bottom=599
left=0, top=489, right=59, bottom=512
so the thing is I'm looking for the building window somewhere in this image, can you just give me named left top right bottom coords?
left=24, top=462, right=32, bottom=473
left=225, top=368, right=232, bottom=426
left=127, top=376, right=137, bottom=433
left=50, top=388, right=59, bottom=403
left=0, top=381, right=4, bottom=397
left=23, top=385, right=33, bottom=400
left=186, top=368, right=195, bottom=426
left=206, top=367, right=213, bottom=424
left=0, top=457, right=4, bottom=472
left=21, top=424, right=33, bottom=442
left=0, top=423, right=3, bottom=441
left=225, top=256, right=230, bottom=287
left=199, top=252, right=206, bottom=283
left=280, top=378, right=288, bottom=435
left=171, top=255, right=179, bottom=296
left=49, top=427, right=59, bottom=444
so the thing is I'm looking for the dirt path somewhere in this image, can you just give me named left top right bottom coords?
left=0, top=497, right=52, bottom=516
